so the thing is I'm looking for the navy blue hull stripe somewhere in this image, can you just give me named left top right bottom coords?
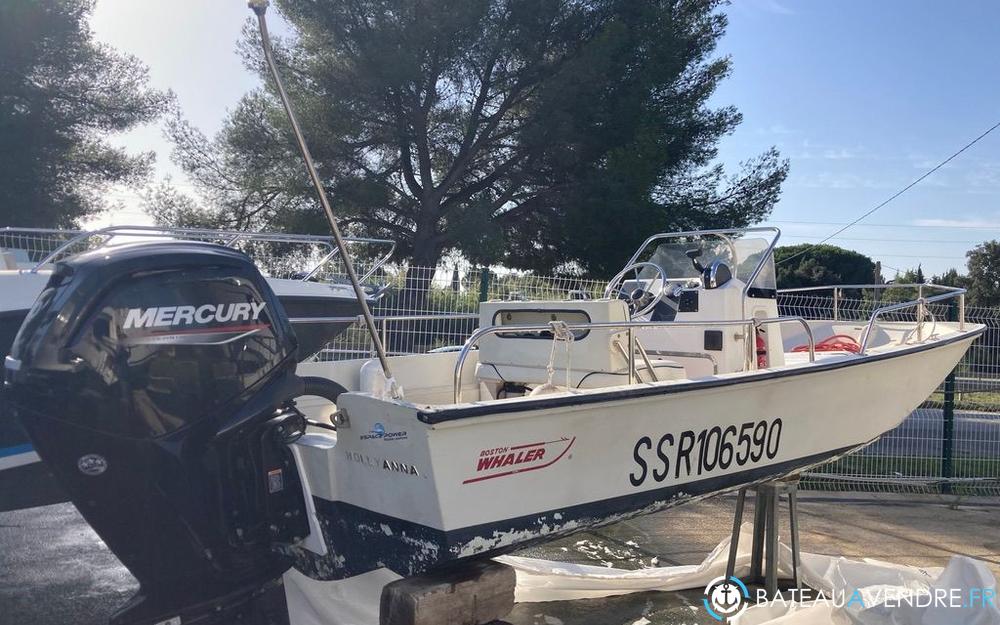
left=294, top=443, right=860, bottom=581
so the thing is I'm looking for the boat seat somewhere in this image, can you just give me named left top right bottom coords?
left=358, top=351, right=484, bottom=404
left=475, top=299, right=686, bottom=390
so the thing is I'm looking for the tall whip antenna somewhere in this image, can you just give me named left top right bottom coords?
left=248, top=0, right=397, bottom=393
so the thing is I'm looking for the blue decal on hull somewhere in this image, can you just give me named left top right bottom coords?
left=0, top=443, right=34, bottom=459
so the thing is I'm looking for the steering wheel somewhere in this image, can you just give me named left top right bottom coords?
left=603, top=262, right=674, bottom=319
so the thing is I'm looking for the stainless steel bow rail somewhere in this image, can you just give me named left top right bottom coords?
left=858, top=290, right=966, bottom=353
left=1, top=225, right=395, bottom=283
left=452, top=316, right=817, bottom=403
left=777, top=283, right=967, bottom=353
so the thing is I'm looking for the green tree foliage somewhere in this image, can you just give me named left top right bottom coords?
left=965, top=241, right=1000, bottom=307
left=0, top=0, right=170, bottom=228
left=930, top=267, right=969, bottom=290
left=774, top=244, right=876, bottom=289
left=152, top=0, right=787, bottom=274
left=882, top=265, right=928, bottom=302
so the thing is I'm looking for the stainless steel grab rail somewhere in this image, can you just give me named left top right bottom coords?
left=453, top=316, right=815, bottom=403
left=17, top=225, right=395, bottom=283
left=777, top=283, right=964, bottom=293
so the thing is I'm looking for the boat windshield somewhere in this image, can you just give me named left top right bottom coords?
left=632, top=232, right=777, bottom=292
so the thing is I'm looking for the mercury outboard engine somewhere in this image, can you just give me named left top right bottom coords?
left=4, top=241, right=338, bottom=625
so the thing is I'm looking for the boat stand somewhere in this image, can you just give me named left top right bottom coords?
left=725, top=479, right=803, bottom=597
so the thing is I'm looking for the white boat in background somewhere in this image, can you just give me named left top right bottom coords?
left=0, top=225, right=396, bottom=358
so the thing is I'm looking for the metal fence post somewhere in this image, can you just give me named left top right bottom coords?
left=941, top=300, right=957, bottom=494
left=478, top=267, right=491, bottom=302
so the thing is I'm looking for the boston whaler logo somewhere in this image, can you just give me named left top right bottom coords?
left=463, top=436, right=575, bottom=485
left=121, top=302, right=269, bottom=345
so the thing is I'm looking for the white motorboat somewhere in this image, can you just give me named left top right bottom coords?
left=285, top=227, right=981, bottom=580
left=0, top=224, right=394, bottom=510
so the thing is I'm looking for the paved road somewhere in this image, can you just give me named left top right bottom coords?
left=4, top=494, right=999, bottom=625
left=955, top=377, right=1000, bottom=393
left=863, top=407, right=1000, bottom=459
left=1, top=503, right=716, bottom=625
left=0, top=504, right=136, bottom=625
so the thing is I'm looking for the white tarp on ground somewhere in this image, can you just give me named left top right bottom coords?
left=284, top=524, right=1000, bottom=625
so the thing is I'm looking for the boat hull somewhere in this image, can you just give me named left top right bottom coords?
left=0, top=305, right=67, bottom=512
left=289, top=329, right=981, bottom=581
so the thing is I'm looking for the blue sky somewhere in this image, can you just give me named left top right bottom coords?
left=713, top=0, right=1000, bottom=277
left=91, top=0, right=1000, bottom=277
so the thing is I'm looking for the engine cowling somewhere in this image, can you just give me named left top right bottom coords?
left=4, top=241, right=311, bottom=624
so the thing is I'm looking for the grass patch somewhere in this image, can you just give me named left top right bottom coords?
left=928, top=391, right=1000, bottom=411
left=804, top=454, right=1000, bottom=495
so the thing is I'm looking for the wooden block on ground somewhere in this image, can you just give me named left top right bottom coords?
left=379, top=560, right=515, bottom=625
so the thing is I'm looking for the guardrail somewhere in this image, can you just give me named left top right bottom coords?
left=452, top=316, right=816, bottom=403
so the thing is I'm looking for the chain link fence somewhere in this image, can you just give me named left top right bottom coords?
left=778, top=289, right=1000, bottom=496
left=4, top=227, right=996, bottom=497
left=316, top=265, right=609, bottom=359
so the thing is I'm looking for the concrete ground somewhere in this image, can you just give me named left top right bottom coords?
left=1, top=493, right=998, bottom=625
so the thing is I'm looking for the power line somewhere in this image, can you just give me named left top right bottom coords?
left=776, top=119, right=1000, bottom=265
left=861, top=253, right=965, bottom=260
left=772, top=219, right=1000, bottom=231
left=783, top=235, right=977, bottom=244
